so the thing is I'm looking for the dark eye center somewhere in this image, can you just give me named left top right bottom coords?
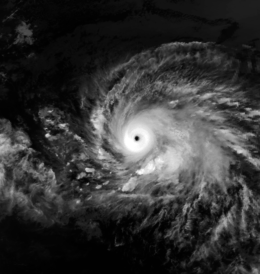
left=134, top=135, right=140, bottom=141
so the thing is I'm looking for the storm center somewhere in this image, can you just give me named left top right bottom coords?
left=134, top=135, right=140, bottom=141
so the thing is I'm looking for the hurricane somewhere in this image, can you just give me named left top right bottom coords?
left=2, top=42, right=260, bottom=273
left=88, top=42, right=260, bottom=197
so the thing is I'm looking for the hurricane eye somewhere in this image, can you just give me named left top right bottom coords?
left=134, top=135, right=140, bottom=142
left=121, top=121, right=155, bottom=158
